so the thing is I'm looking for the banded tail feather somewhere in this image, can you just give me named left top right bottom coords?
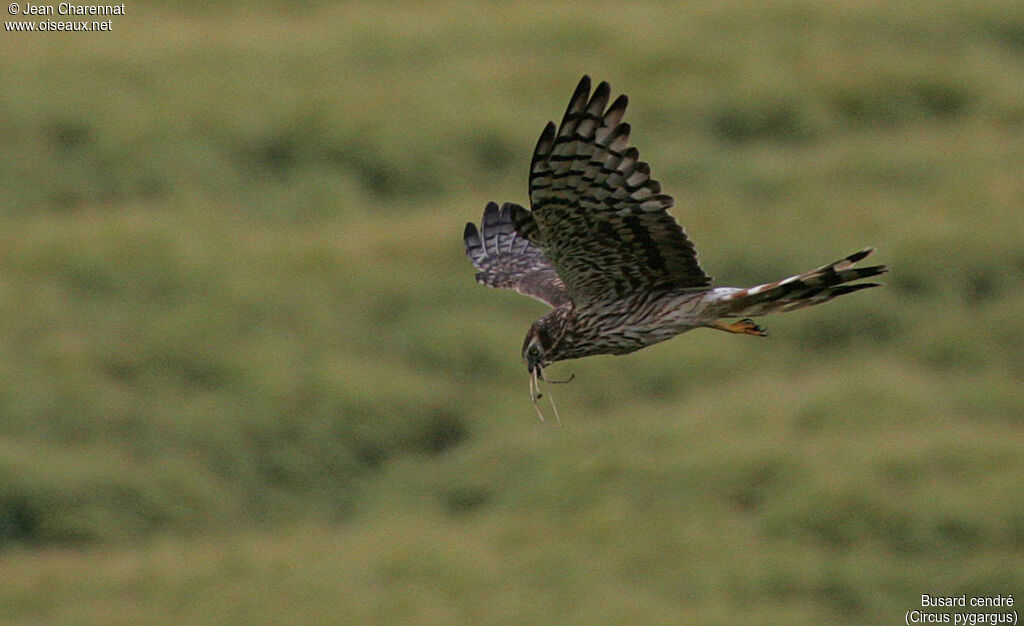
left=717, top=248, right=888, bottom=317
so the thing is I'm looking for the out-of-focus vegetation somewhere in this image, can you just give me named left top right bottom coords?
left=1, top=0, right=1022, bottom=623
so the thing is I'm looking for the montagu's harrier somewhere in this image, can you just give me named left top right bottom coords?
left=464, top=76, right=887, bottom=420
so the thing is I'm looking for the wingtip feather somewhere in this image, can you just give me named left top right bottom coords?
left=532, top=121, right=557, bottom=161
left=565, top=76, right=591, bottom=116
left=482, top=203, right=500, bottom=227
left=463, top=222, right=482, bottom=261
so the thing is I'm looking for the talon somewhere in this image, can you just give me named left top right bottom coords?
left=709, top=318, right=768, bottom=337
left=739, top=318, right=767, bottom=336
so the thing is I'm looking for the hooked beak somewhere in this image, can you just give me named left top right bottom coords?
left=526, top=353, right=542, bottom=377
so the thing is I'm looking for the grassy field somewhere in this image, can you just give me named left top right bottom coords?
left=1, top=1, right=1022, bottom=623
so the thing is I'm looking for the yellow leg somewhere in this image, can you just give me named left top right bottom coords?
left=708, top=318, right=767, bottom=337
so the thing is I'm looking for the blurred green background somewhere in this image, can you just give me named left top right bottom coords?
left=1, top=1, right=1022, bottom=623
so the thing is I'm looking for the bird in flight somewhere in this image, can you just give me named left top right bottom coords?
left=464, top=76, right=887, bottom=421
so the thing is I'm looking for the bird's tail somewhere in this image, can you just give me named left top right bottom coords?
left=715, top=248, right=888, bottom=318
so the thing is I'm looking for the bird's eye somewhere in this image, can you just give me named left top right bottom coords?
left=528, top=345, right=541, bottom=357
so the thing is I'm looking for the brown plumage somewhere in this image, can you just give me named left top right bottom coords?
left=463, top=76, right=887, bottom=417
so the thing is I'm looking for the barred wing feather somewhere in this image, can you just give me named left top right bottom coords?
left=464, top=201, right=570, bottom=308
left=519, top=75, right=711, bottom=304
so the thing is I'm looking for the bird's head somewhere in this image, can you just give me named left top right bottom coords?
left=522, top=309, right=571, bottom=377
left=522, top=310, right=575, bottom=423
left=522, top=323, right=551, bottom=378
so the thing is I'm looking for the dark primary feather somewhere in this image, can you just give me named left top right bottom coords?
left=464, top=202, right=571, bottom=308
left=521, top=75, right=711, bottom=305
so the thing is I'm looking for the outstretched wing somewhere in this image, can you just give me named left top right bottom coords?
left=464, top=201, right=570, bottom=308
left=518, top=75, right=711, bottom=305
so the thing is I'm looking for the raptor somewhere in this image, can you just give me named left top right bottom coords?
left=464, top=76, right=887, bottom=419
